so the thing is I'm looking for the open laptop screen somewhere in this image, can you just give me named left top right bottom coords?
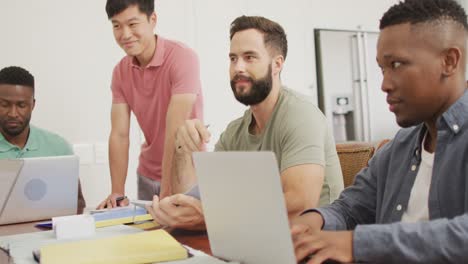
left=0, top=155, right=79, bottom=225
left=193, top=152, right=296, bottom=264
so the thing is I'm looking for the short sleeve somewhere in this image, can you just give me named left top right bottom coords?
left=63, top=141, right=74, bottom=155
left=169, top=47, right=202, bottom=95
left=111, top=64, right=127, bottom=104
left=279, top=108, right=327, bottom=172
left=52, top=135, right=74, bottom=156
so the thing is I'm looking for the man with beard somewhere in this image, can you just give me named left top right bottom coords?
left=146, top=16, right=344, bottom=230
left=291, top=0, right=468, bottom=263
left=0, top=66, right=86, bottom=213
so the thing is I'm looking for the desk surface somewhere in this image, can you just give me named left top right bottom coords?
left=0, top=221, right=211, bottom=263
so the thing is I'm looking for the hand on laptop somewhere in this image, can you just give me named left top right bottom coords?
left=175, top=119, right=211, bottom=154
left=96, top=193, right=129, bottom=209
left=292, top=229, right=354, bottom=264
left=291, top=213, right=354, bottom=264
left=146, top=194, right=206, bottom=230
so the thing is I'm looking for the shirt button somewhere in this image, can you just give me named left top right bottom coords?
left=453, top=124, right=459, bottom=132
left=415, top=149, right=419, bottom=156
left=396, top=204, right=402, bottom=211
left=411, top=165, right=417, bottom=171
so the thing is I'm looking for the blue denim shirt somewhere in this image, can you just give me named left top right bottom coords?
left=314, top=90, right=468, bottom=263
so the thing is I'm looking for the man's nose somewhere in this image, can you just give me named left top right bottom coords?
left=233, top=59, right=246, bottom=73
left=121, top=26, right=132, bottom=39
left=381, top=73, right=393, bottom=93
left=7, top=105, right=19, bottom=117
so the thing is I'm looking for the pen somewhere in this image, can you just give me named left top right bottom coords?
left=116, top=196, right=127, bottom=206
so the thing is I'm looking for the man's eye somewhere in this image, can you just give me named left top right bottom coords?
left=391, top=61, right=402, bottom=69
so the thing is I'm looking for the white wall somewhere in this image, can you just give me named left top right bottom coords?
left=0, top=0, right=398, bottom=207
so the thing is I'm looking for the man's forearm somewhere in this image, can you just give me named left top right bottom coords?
left=172, top=152, right=196, bottom=193
left=285, top=190, right=321, bottom=219
left=285, top=191, right=311, bottom=218
left=161, top=145, right=174, bottom=197
left=109, top=135, right=129, bottom=194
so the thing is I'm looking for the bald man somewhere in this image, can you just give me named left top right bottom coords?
left=291, top=0, right=468, bottom=263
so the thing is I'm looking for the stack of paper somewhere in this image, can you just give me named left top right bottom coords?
left=35, top=206, right=156, bottom=229
left=91, top=206, right=154, bottom=228
left=40, top=229, right=188, bottom=264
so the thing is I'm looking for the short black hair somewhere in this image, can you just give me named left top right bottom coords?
left=230, top=15, right=288, bottom=60
left=0, top=66, right=35, bottom=92
left=105, top=0, right=154, bottom=19
left=380, top=0, right=468, bottom=30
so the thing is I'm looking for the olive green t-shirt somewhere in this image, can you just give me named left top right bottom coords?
left=0, top=125, right=73, bottom=158
left=215, top=88, right=344, bottom=205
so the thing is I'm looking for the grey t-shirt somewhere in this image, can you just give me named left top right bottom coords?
left=214, top=88, right=343, bottom=206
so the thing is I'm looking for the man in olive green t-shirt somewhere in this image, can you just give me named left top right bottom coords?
left=0, top=66, right=86, bottom=213
left=215, top=87, right=343, bottom=206
left=146, top=16, right=344, bottom=230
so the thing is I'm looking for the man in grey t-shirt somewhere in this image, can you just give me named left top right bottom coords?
left=146, top=15, right=343, bottom=230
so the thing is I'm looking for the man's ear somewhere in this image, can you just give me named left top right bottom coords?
left=150, top=11, right=157, bottom=28
left=272, top=54, right=285, bottom=76
left=32, top=99, right=36, bottom=110
left=441, top=47, right=462, bottom=77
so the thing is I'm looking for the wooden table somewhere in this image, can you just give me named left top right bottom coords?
left=0, top=221, right=211, bottom=263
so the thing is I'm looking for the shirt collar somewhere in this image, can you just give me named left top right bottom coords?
left=24, top=126, right=39, bottom=151
left=131, top=35, right=166, bottom=69
left=0, top=126, right=39, bottom=153
left=0, top=132, right=16, bottom=152
left=411, top=89, right=468, bottom=159
left=438, top=88, right=468, bottom=134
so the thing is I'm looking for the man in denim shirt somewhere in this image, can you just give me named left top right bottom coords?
left=291, top=0, right=468, bottom=263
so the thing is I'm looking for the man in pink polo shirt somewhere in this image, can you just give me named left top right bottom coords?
left=97, top=0, right=203, bottom=209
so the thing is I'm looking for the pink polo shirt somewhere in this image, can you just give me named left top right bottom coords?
left=111, top=36, right=204, bottom=181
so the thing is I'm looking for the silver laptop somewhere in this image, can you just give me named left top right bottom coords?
left=193, top=152, right=296, bottom=264
left=0, top=155, right=79, bottom=225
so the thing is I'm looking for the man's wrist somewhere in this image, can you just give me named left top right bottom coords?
left=111, top=188, right=125, bottom=195
left=300, top=209, right=324, bottom=230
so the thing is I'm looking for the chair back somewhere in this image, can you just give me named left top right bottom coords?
left=336, top=142, right=375, bottom=188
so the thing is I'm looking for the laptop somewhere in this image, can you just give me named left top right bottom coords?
left=0, top=155, right=79, bottom=225
left=193, top=152, right=296, bottom=264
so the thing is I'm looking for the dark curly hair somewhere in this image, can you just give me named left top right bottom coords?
left=380, top=0, right=468, bottom=30
left=230, top=16, right=288, bottom=60
left=0, top=66, right=35, bottom=92
left=105, top=0, right=154, bottom=19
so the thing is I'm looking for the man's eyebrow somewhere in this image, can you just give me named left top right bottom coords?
left=243, top=50, right=259, bottom=56
left=111, top=17, right=139, bottom=24
left=382, top=54, right=397, bottom=60
left=229, top=50, right=259, bottom=56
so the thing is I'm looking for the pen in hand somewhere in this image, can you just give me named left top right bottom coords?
left=115, top=196, right=127, bottom=207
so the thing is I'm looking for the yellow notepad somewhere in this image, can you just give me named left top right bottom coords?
left=40, top=230, right=188, bottom=264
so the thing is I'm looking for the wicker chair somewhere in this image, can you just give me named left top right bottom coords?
left=336, top=142, right=376, bottom=188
